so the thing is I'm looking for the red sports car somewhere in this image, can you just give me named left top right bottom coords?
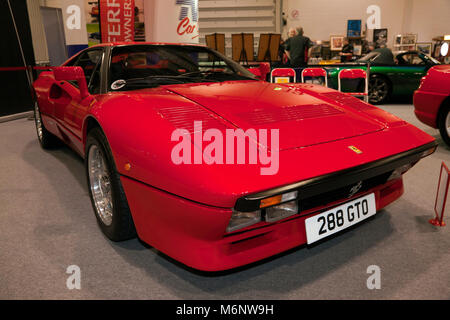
left=33, top=43, right=436, bottom=271
left=414, top=65, right=450, bottom=145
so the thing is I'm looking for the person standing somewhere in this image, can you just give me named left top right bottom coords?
left=287, top=27, right=297, bottom=39
left=284, top=27, right=313, bottom=67
left=371, top=45, right=395, bottom=65
left=340, top=38, right=353, bottom=62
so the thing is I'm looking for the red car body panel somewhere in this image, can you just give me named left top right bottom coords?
left=83, top=83, right=433, bottom=209
left=33, top=43, right=437, bottom=271
left=414, top=65, right=450, bottom=128
left=167, top=81, right=386, bottom=150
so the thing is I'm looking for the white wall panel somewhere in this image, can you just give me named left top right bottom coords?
left=282, top=0, right=450, bottom=47
left=200, top=0, right=276, bottom=9
left=198, top=0, right=282, bottom=57
left=404, top=0, right=450, bottom=43
left=283, top=0, right=407, bottom=47
left=27, top=0, right=49, bottom=64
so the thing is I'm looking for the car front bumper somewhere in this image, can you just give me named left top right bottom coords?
left=120, top=174, right=404, bottom=272
left=119, top=141, right=436, bottom=271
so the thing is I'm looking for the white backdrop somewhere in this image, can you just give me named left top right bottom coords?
left=144, top=0, right=199, bottom=44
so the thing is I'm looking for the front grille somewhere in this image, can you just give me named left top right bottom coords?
left=299, top=171, right=392, bottom=213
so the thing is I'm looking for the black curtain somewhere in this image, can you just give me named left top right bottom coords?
left=0, top=0, right=36, bottom=117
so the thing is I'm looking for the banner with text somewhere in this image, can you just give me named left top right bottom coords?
left=100, top=0, right=135, bottom=43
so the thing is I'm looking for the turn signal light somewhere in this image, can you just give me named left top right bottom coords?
left=259, top=191, right=298, bottom=208
left=420, top=146, right=437, bottom=158
left=260, top=195, right=282, bottom=208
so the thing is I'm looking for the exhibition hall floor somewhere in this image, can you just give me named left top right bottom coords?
left=1, top=104, right=449, bottom=300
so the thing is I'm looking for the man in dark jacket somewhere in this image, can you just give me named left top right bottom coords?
left=340, top=37, right=353, bottom=62
left=284, top=27, right=313, bottom=67
left=372, top=46, right=395, bottom=65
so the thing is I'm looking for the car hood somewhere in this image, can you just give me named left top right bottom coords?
left=166, top=81, right=386, bottom=151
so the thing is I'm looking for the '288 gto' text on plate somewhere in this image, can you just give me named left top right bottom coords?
left=305, top=193, right=377, bottom=244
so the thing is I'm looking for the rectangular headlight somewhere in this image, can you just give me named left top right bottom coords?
left=226, top=210, right=261, bottom=233
left=388, top=163, right=413, bottom=181
left=265, top=200, right=298, bottom=222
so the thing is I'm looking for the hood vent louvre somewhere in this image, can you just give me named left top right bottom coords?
left=157, top=105, right=227, bottom=133
left=241, top=104, right=344, bottom=125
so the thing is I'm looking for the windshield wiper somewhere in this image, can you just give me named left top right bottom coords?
left=179, top=71, right=255, bottom=82
left=112, top=75, right=219, bottom=91
left=111, top=77, right=186, bottom=90
left=154, top=74, right=218, bottom=82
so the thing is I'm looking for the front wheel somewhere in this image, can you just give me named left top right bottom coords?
left=369, top=75, right=391, bottom=105
left=438, top=104, right=450, bottom=147
left=85, top=127, right=137, bottom=241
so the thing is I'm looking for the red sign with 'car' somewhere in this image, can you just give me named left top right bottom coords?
left=100, top=0, right=134, bottom=43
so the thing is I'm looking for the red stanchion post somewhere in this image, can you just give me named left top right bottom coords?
left=430, top=162, right=448, bottom=227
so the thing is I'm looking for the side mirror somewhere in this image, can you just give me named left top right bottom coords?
left=53, top=66, right=89, bottom=99
left=258, top=62, right=271, bottom=81
left=248, top=62, right=271, bottom=81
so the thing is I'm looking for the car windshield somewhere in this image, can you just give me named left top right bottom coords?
left=109, top=44, right=257, bottom=91
left=422, top=53, right=440, bottom=65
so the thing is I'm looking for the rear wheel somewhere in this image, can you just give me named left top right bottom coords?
left=369, top=75, right=391, bottom=105
left=85, top=127, right=136, bottom=241
left=34, top=101, right=61, bottom=149
left=438, top=103, right=450, bottom=147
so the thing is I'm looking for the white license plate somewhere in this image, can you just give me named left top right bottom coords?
left=305, top=193, right=377, bottom=244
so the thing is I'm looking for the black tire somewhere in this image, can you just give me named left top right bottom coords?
left=85, top=127, right=137, bottom=241
left=369, top=74, right=391, bottom=105
left=438, top=103, right=450, bottom=147
left=34, top=101, right=61, bottom=149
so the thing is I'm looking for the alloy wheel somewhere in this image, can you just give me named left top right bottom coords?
left=34, top=102, right=43, bottom=142
left=369, top=77, right=389, bottom=104
left=88, top=144, right=114, bottom=226
left=445, top=111, right=450, bottom=137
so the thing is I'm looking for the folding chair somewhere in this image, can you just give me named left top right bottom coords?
left=338, top=69, right=369, bottom=103
left=271, top=68, right=296, bottom=83
left=301, top=67, right=328, bottom=87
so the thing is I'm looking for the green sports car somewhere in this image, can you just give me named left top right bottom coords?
left=325, top=51, right=440, bottom=104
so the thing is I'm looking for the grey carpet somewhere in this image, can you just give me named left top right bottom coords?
left=0, top=104, right=449, bottom=299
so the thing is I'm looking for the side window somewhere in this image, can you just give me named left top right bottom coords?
left=73, top=49, right=103, bottom=94
left=88, top=63, right=101, bottom=94
left=398, top=53, right=425, bottom=65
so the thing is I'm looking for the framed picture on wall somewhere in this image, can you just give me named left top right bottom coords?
left=347, top=20, right=361, bottom=37
left=373, top=28, right=388, bottom=48
left=416, top=42, right=432, bottom=55
left=397, top=44, right=415, bottom=51
left=330, top=35, right=344, bottom=51
left=401, top=34, right=417, bottom=45
left=433, top=43, right=442, bottom=58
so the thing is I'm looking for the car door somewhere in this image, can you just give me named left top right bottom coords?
left=51, top=48, right=104, bottom=141
left=393, top=52, right=427, bottom=94
left=64, top=48, right=104, bottom=139
left=66, top=48, right=104, bottom=138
